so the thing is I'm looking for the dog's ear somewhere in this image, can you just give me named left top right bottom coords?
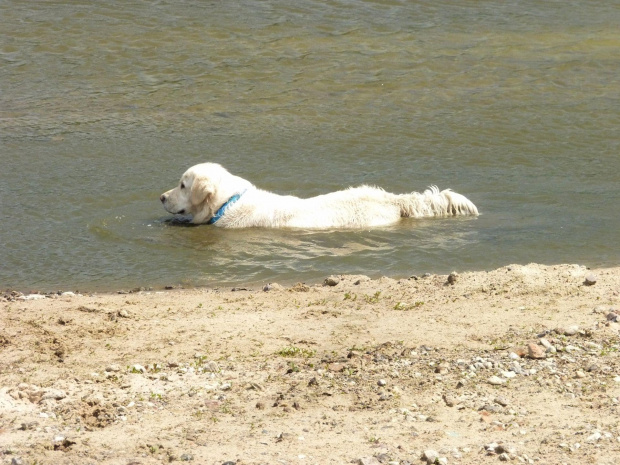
left=190, top=178, right=213, bottom=206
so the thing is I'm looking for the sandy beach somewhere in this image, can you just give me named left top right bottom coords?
left=1, top=263, right=619, bottom=465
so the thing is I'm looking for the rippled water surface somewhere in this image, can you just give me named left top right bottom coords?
left=1, top=0, right=619, bottom=291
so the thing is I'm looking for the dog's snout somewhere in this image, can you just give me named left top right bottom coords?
left=160, top=194, right=167, bottom=203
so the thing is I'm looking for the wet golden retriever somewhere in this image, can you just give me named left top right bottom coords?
left=160, top=163, right=478, bottom=228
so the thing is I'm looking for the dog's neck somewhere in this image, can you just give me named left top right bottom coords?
left=207, top=190, right=246, bottom=225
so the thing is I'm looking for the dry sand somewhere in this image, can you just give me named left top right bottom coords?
left=1, top=263, right=620, bottom=465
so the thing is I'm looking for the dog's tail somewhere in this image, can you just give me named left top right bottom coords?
left=397, top=186, right=479, bottom=218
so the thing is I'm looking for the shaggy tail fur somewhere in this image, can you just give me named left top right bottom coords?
left=397, top=186, right=479, bottom=218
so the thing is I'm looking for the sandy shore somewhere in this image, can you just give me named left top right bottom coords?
left=1, top=263, right=620, bottom=465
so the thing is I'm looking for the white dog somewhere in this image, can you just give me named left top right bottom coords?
left=160, top=163, right=478, bottom=228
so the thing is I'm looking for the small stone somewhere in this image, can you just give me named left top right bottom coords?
left=480, top=403, right=500, bottom=413
left=494, top=396, right=509, bottom=407
left=41, top=389, right=66, bottom=401
left=180, top=453, right=193, bottom=461
left=358, top=457, right=381, bottom=465
left=496, top=444, right=517, bottom=455
left=422, top=450, right=439, bottom=464
left=562, top=325, right=579, bottom=336
left=584, top=273, right=597, bottom=286
left=443, top=393, right=456, bottom=407
left=586, top=431, right=602, bottom=443
left=584, top=341, right=602, bottom=351
left=447, top=272, right=458, bottom=285
left=485, top=442, right=499, bottom=453
left=131, top=364, right=146, bottom=373
left=11, top=458, right=24, bottom=465
left=498, top=452, right=510, bottom=461
left=606, top=312, right=619, bottom=322
left=106, top=364, right=121, bottom=372
left=575, top=371, right=586, bottom=378
left=263, top=283, right=283, bottom=292
left=435, top=362, right=450, bottom=374
left=539, top=338, right=553, bottom=350
left=203, top=361, right=219, bottom=372
left=324, top=276, right=340, bottom=286
left=378, top=379, right=387, bottom=386
left=375, top=454, right=389, bottom=463
left=488, top=376, right=506, bottom=386
left=328, top=363, right=346, bottom=372
left=256, top=402, right=265, bottom=410
left=527, top=342, right=546, bottom=359
left=118, top=309, right=130, bottom=318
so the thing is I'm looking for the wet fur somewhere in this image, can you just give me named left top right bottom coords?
left=160, top=163, right=479, bottom=228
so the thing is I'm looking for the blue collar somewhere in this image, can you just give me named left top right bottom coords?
left=207, top=191, right=245, bottom=225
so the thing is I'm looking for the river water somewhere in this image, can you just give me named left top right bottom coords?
left=1, top=0, right=619, bottom=291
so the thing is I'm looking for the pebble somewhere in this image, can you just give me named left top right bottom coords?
left=561, top=325, right=579, bottom=336
left=41, top=389, right=66, bottom=401
left=527, top=342, right=546, bottom=359
left=494, top=396, right=509, bottom=407
left=263, top=283, right=283, bottom=292
left=421, top=450, right=439, bottom=464
left=131, top=364, right=146, bottom=373
left=378, top=379, right=387, bottom=386
left=358, top=457, right=381, bottom=465
left=488, top=376, right=506, bottom=385
left=583, top=341, right=602, bottom=351
left=485, top=442, right=499, bottom=452
left=539, top=338, right=554, bottom=350
left=203, top=361, right=219, bottom=372
left=328, top=363, right=346, bottom=372
left=19, top=294, right=47, bottom=300
left=443, top=393, right=456, bottom=407
left=497, top=444, right=517, bottom=455
left=324, top=276, right=340, bottom=286
left=584, top=273, right=597, bottom=286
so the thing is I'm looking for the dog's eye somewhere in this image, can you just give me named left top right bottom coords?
left=180, top=182, right=185, bottom=189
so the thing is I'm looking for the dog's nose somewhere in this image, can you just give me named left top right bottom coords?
left=160, top=194, right=166, bottom=203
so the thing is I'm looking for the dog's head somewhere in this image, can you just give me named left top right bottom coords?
left=160, top=163, right=251, bottom=224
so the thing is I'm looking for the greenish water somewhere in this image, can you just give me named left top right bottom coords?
left=1, top=0, right=618, bottom=292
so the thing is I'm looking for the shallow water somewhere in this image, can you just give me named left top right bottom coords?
left=1, top=0, right=619, bottom=291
